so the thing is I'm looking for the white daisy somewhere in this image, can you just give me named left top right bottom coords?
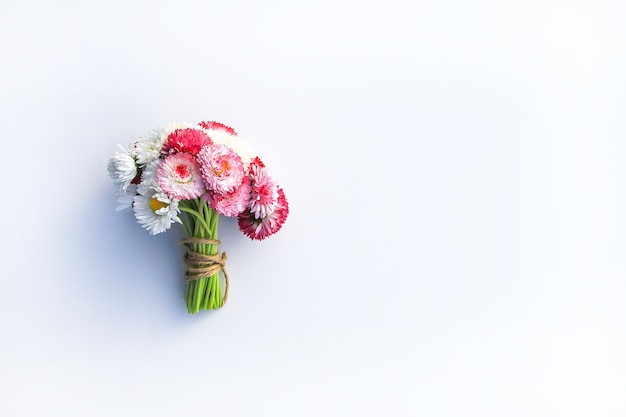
left=133, top=186, right=181, bottom=235
left=135, top=122, right=195, bottom=165
left=107, top=144, right=137, bottom=192
left=137, top=158, right=162, bottom=195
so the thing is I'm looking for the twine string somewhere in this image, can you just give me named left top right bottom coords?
left=181, top=237, right=229, bottom=306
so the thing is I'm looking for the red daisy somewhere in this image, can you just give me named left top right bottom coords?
left=162, top=128, right=211, bottom=156
left=248, top=159, right=278, bottom=219
left=238, top=188, right=289, bottom=240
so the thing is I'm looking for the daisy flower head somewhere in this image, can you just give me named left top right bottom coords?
left=198, top=120, right=255, bottom=168
left=135, top=126, right=168, bottom=165
left=135, top=122, right=196, bottom=164
left=248, top=158, right=279, bottom=219
left=197, top=142, right=246, bottom=195
left=203, top=178, right=252, bottom=217
left=156, top=153, right=205, bottom=200
left=162, top=127, right=211, bottom=156
left=238, top=187, right=289, bottom=240
left=133, top=186, right=181, bottom=235
left=107, top=144, right=137, bottom=192
left=137, top=158, right=162, bottom=195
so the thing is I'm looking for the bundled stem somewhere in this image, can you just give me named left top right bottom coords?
left=179, top=198, right=227, bottom=314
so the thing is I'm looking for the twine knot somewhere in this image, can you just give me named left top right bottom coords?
left=181, top=237, right=229, bottom=305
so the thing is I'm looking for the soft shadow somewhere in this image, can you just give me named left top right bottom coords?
left=65, top=183, right=223, bottom=330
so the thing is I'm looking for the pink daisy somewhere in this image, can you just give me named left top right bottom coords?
left=248, top=158, right=278, bottom=219
left=162, top=128, right=211, bottom=156
left=238, top=188, right=289, bottom=240
left=156, top=153, right=206, bottom=200
left=203, top=178, right=252, bottom=217
left=198, top=121, right=238, bottom=136
left=197, top=142, right=245, bottom=195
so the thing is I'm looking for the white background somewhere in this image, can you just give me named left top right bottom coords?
left=1, top=0, right=625, bottom=415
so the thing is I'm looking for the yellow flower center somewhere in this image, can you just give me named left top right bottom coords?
left=149, top=197, right=168, bottom=212
left=213, top=161, right=230, bottom=177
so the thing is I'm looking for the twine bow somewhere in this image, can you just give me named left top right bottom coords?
left=181, top=237, right=229, bottom=306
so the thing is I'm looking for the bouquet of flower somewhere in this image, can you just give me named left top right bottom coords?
left=107, top=121, right=289, bottom=314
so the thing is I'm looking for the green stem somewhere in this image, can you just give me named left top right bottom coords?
left=179, top=205, right=211, bottom=232
left=181, top=213, right=192, bottom=238
left=180, top=198, right=224, bottom=313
